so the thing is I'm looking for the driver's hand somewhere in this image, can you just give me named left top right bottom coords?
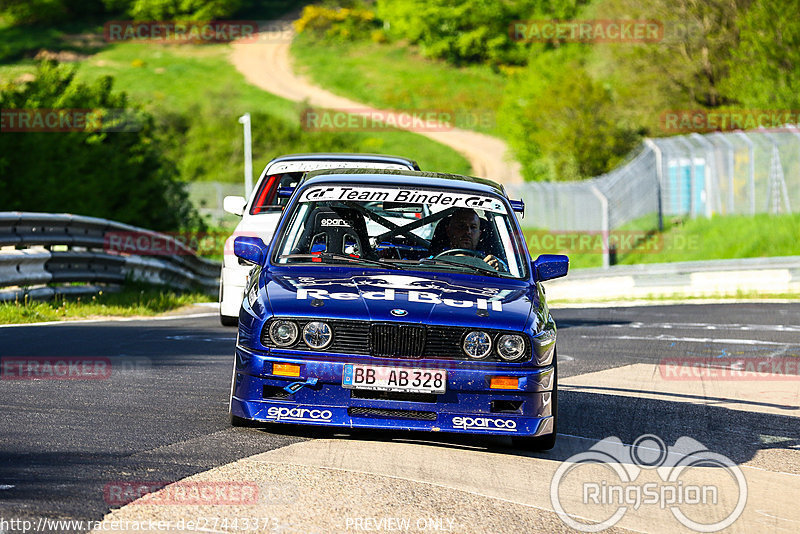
left=483, top=254, right=502, bottom=270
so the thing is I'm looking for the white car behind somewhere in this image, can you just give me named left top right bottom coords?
left=219, top=153, right=419, bottom=325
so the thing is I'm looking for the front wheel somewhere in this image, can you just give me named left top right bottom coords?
left=514, top=350, right=557, bottom=451
left=220, top=314, right=238, bottom=327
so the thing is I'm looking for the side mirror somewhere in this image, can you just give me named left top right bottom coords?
left=234, top=236, right=267, bottom=265
left=223, top=195, right=247, bottom=216
left=533, top=254, right=569, bottom=281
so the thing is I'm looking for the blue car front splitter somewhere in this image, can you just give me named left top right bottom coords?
left=230, top=346, right=555, bottom=438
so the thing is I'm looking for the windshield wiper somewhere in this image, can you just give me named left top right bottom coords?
left=418, top=257, right=503, bottom=277
left=278, top=253, right=404, bottom=270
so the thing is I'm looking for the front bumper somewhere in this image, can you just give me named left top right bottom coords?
left=230, top=345, right=556, bottom=437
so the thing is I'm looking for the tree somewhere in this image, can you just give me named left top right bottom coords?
left=591, top=0, right=751, bottom=112
left=722, top=0, right=800, bottom=108
left=500, top=46, right=641, bottom=181
left=0, top=61, right=202, bottom=231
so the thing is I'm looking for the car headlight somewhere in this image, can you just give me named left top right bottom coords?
left=302, top=321, right=332, bottom=349
left=497, top=334, right=526, bottom=361
left=269, top=320, right=299, bottom=347
left=463, top=331, right=492, bottom=359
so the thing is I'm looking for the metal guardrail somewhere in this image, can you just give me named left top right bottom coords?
left=547, top=256, right=800, bottom=301
left=0, top=212, right=220, bottom=301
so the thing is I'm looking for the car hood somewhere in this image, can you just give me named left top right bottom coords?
left=264, top=271, right=534, bottom=331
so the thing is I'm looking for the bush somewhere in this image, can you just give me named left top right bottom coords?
left=374, top=0, right=521, bottom=65
left=294, top=4, right=379, bottom=41
left=0, top=61, right=203, bottom=231
left=499, top=46, right=642, bottom=181
left=0, top=0, right=242, bottom=25
left=374, top=0, right=589, bottom=66
left=128, top=0, right=241, bottom=21
left=0, top=0, right=107, bottom=25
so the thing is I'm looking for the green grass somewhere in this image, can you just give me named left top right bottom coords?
left=0, top=285, right=213, bottom=324
left=525, top=213, right=800, bottom=270
left=1, top=38, right=471, bottom=181
left=291, top=33, right=507, bottom=136
left=73, top=42, right=470, bottom=179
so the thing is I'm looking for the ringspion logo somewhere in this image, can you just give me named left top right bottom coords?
left=551, top=434, right=747, bottom=532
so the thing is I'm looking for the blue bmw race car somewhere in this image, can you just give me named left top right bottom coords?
left=229, top=169, right=568, bottom=450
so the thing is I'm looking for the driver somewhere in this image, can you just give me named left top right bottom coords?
left=441, top=208, right=504, bottom=271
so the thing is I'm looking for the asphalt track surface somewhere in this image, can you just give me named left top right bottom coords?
left=1, top=303, right=798, bottom=532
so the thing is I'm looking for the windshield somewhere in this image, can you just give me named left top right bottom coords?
left=273, top=184, right=528, bottom=278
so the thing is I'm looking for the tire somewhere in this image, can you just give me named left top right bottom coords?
left=220, top=314, right=238, bottom=327
left=514, top=349, right=558, bottom=451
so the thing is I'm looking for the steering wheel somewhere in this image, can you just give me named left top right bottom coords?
left=434, top=248, right=483, bottom=259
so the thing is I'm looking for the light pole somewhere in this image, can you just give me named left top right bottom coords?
left=238, top=113, right=253, bottom=198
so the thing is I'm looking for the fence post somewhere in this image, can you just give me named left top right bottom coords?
left=735, top=131, right=756, bottom=215
left=711, top=133, right=735, bottom=214
left=761, top=128, right=793, bottom=214
left=590, top=184, right=610, bottom=269
left=691, top=133, right=716, bottom=217
left=675, top=136, right=698, bottom=217
left=783, top=124, right=800, bottom=213
left=643, top=139, right=664, bottom=231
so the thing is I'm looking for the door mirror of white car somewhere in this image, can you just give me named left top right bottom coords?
left=223, top=196, right=247, bottom=216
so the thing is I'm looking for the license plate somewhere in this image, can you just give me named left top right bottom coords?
left=342, top=364, right=447, bottom=394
